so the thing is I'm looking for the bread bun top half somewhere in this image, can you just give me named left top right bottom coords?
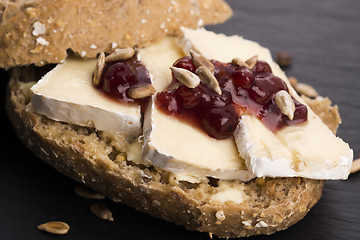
left=0, top=0, right=232, bottom=69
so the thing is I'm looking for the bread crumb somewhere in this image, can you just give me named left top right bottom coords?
left=32, top=22, right=46, bottom=36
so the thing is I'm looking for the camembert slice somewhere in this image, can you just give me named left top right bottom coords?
left=142, top=95, right=255, bottom=181
left=31, top=57, right=142, bottom=137
left=180, top=27, right=353, bottom=179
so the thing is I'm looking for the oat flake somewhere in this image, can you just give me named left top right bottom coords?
left=32, top=21, right=45, bottom=36
left=36, top=37, right=49, bottom=46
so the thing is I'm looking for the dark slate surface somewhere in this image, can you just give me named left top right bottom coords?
left=1, top=0, right=359, bottom=239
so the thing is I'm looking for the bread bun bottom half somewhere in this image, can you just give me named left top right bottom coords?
left=6, top=66, right=336, bottom=238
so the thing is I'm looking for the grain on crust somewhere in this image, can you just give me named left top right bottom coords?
left=0, top=0, right=232, bottom=68
left=5, top=67, right=337, bottom=238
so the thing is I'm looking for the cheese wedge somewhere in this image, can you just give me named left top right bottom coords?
left=30, top=57, right=142, bottom=137
left=235, top=114, right=353, bottom=179
left=180, top=27, right=353, bottom=179
left=142, top=95, right=255, bottom=181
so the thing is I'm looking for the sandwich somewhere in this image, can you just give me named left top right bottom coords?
left=2, top=0, right=353, bottom=238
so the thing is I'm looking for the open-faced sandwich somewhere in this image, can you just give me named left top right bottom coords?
left=2, top=0, right=353, bottom=238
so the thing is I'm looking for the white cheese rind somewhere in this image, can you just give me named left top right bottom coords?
left=180, top=27, right=353, bottom=180
left=235, top=114, right=353, bottom=179
left=30, top=57, right=141, bottom=137
left=142, top=95, right=255, bottom=181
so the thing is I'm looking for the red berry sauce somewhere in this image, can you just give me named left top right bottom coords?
left=95, top=54, right=152, bottom=107
left=156, top=57, right=308, bottom=139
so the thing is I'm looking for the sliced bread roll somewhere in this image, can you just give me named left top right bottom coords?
left=5, top=65, right=340, bottom=238
left=2, top=0, right=344, bottom=237
left=0, top=0, right=232, bottom=68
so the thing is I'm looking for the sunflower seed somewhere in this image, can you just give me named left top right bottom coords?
left=294, top=83, right=319, bottom=98
left=189, top=50, right=215, bottom=73
left=90, top=202, right=114, bottom=222
left=245, top=55, right=258, bottom=69
left=170, top=66, right=200, bottom=88
left=105, top=48, right=135, bottom=62
left=127, top=84, right=155, bottom=99
left=38, top=221, right=70, bottom=235
left=351, top=158, right=360, bottom=174
left=274, top=90, right=295, bottom=120
left=288, top=76, right=298, bottom=86
left=93, top=52, right=105, bottom=86
left=74, top=184, right=105, bottom=200
left=195, top=66, right=222, bottom=95
left=231, top=58, right=249, bottom=68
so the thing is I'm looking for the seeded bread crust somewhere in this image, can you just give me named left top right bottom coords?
left=0, top=0, right=232, bottom=69
left=6, top=67, right=332, bottom=238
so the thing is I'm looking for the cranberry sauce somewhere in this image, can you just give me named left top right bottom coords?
left=95, top=54, right=151, bottom=106
left=156, top=57, right=308, bottom=139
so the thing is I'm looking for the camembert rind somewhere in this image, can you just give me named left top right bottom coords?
left=30, top=57, right=142, bottom=137
left=235, top=115, right=353, bottom=179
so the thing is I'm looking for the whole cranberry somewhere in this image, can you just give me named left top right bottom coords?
left=176, top=85, right=203, bottom=109
left=156, top=92, right=179, bottom=114
left=173, top=56, right=196, bottom=72
left=201, top=106, right=239, bottom=139
left=249, top=74, right=288, bottom=104
left=290, top=99, right=308, bottom=124
left=101, top=62, right=137, bottom=102
left=231, top=66, right=255, bottom=89
left=252, top=61, right=272, bottom=75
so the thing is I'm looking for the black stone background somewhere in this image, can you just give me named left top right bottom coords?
left=0, top=0, right=359, bottom=239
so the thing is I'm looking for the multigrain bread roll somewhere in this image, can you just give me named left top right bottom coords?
left=2, top=0, right=350, bottom=238
left=0, top=0, right=231, bottom=68
left=7, top=66, right=344, bottom=237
